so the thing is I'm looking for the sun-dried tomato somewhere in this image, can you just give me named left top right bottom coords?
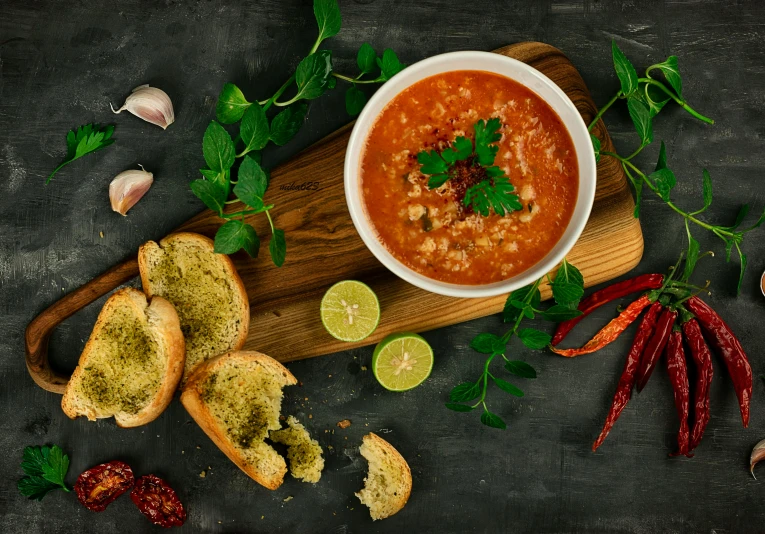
left=75, top=461, right=135, bottom=512
left=130, top=475, right=186, bottom=528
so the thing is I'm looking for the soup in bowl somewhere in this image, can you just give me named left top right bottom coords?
left=344, top=51, right=596, bottom=298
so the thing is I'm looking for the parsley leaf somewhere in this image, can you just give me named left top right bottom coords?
left=417, top=150, right=449, bottom=175
left=473, top=118, right=502, bottom=165
left=47, top=124, right=115, bottom=184
left=18, top=445, right=70, bottom=501
left=464, top=175, right=522, bottom=217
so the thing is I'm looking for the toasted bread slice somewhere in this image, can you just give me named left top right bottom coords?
left=356, top=433, right=412, bottom=520
left=180, top=351, right=297, bottom=490
left=270, top=416, right=324, bottom=483
left=61, top=288, right=185, bottom=428
left=138, top=232, right=249, bottom=382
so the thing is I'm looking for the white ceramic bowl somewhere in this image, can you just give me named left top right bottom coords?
left=344, top=51, right=597, bottom=298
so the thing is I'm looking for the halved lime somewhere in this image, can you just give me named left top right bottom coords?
left=372, top=332, right=434, bottom=391
left=320, top=280, right=380, bottom=342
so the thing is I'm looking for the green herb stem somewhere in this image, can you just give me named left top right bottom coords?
left=265, top=74, right=297, bottom=111
left=332, top=72, right=382, bottom=84
left=637, top=78, right=714, bottom=124
left=587, top=92, right=621, bottom=132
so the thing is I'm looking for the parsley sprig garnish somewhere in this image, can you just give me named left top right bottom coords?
left=17, top=445, right=71, bottom=501
left=593, top=41, right=765, bottom=293
left=46, top=124, right=115, bottom=184
left=447, top=259, right=584, bottom=429
left=195, top=0, right=404, bottom=265
left=416, top=118, right=522, bottom=217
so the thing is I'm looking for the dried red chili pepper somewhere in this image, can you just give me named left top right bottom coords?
left=130, top=475, right=186, bottom=528
left=552, top=273, right=664, bottom=345
left=74, top=461, right=135, bottom=512
left=592, top=301, right=663, bottom=451
left=686, top=296, right=752, bottom=428
left=635, top=307, right=677, bottom=392
left=683, top=318, right=713, bottom=451
left=665, top=328, right=691, bottom=457
left=550, top=294, right=652, bottom=357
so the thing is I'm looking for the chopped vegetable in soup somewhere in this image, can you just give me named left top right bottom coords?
left=360, top=70, right=579, bottom=285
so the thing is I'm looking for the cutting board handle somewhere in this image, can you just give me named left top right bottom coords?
left=25, top=257, right=140, bottom=394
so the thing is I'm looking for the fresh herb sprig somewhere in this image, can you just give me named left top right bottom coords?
left=17, top=445, right=71, bottom=501
left=417, top=118, right=522, bottom=217
left=593, top=42, right=765, bottom=292
left=447, top=259, right=584, bottom=428
left=194, top=0, right=404, bottom=265
left=46, top=124, right=115, bottom=184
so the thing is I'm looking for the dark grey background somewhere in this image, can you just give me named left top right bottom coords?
left=2, top=0, right=764, bottom=532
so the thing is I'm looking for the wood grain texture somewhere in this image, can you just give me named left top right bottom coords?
left=24, top=42, right=642, bottom=392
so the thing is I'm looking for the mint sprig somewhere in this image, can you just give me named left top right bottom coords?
left=445, top=259, right=584, bottom=429
left=18, top=445, right=71, bottom=501
left=193, top=0, right=404, bottom=266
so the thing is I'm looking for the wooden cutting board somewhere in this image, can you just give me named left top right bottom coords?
left=26, top=42, right=643, bottom=394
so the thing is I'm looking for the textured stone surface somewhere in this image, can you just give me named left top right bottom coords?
left=2, top=1, right=764, bottom=532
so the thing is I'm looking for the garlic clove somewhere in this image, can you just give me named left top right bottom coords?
left=109, top=166, right=154, bottom=216
left=110, top=84, right=175, bottom=129
left=750, top=438, right=765, bottom=479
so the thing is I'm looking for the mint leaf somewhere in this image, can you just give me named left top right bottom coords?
left=480, top=411, right=507, bottom=430
left=682, top=231, right=699, bottom=282
left=47, top=123, right=115, bottom=183
left=470, top=333, right=504, bottom=355
left=627, top=96, right=653, bottom=145
left=191, top=179, right=227, bottom=214
left=377, top=49, right=405, bottom=80
left=450, top=382, right=481, bottom=403
left=203, top=121, right=235, bottom=173
left=517, top=328, right=552, bottom=350
left=652, top=55, right=682, bottom=97
left=612, top=40, right=638, bottom=96
left=590, top=133, right=601, bottom=162
left=552, top=260, right=584, bottom=306
left=357, top=42, right=376, bottom=74
left=214, top=220, right=259, bottom=256
left=655, top=140, right=667, bottom=171
left=474, top=117, right=502, bottom=165
left=492, top=377, right=524, bottom=397
left=345, top=85, right=366, bottom=115
left=649, top=167, right=676, bottom=202
left=233, top=155, right=268, bottom=211
left=216, top=83, right=251, bottom=124
left=295, top=50, right=334, bottom=101
left=269, top=228, right=287, bottom=267
left=702, top=169, right=713, bottom=210
left=727, top=205, right=749, bottom=230
left=445, top=403, right=474, bottom=412
left=505, top=360, right=537, bottom=379
left=269, top=102, right=308, bottom=146
left=737, top=249, right=747, bottom=295
left=240, top=103, right=270, bottom=155
left=503, top=285, right=541, bottom=323
left=417, top=150, right=449, bottom=175
left=645, top=84, right=670, bottom=117
left=314, top=0, right=342, bottom=45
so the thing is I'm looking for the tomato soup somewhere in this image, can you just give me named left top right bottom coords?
left=360, top=70, right=579, bottom=285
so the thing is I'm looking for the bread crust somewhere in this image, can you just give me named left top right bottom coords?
left=359, top=432, right=413, bottom=520
left=180, top=351, right=297, bottom=490
left=61, top=288, right=186, bottom=428
left=138, top=232, right=250, bottom=379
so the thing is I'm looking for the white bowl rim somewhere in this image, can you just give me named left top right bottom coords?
left=344, top=50, right=597, bottom=298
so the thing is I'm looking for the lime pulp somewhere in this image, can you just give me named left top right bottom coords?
left=372, top=332, right=434, bottom=391
left=320, top=280, right=380, bottom=342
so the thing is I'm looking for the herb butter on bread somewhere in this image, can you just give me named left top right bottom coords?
left=61, top=288, right=185, bottom=427
left=180, top=351, right=299, bottom=490
left=138, top=232, right=249, bottom=381
left=356, top=433, right=412, bottom=520
left=270, top=416, right=324, bottom=483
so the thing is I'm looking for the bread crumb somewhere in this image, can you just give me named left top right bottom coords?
left=328, top=374, right=332, bottom=378
left=283, top=496, right=293, bottom=503
left=361, top=365, right=368, bottom=371
left=196, top=446, right=201, bottom=449
left=337, top=419, right=352, bottom=429
left=99, top=231, right=104, bottom=238
left=261, top=516, right=264, bottom=520
left=308, top=414, right=312, bottom=419
left=199, top=470, right=206, bottom=478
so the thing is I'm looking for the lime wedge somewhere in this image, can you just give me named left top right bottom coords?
left=320, top=280, right=380, bottom=342
left=372, top=333, right=434, bottom=391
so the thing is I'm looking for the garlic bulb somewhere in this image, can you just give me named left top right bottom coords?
left=109, top=166, right=153, bottom=216
left=751, top=438, right=765, bottom=479
left=111, top=85, right=174, bottom=129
